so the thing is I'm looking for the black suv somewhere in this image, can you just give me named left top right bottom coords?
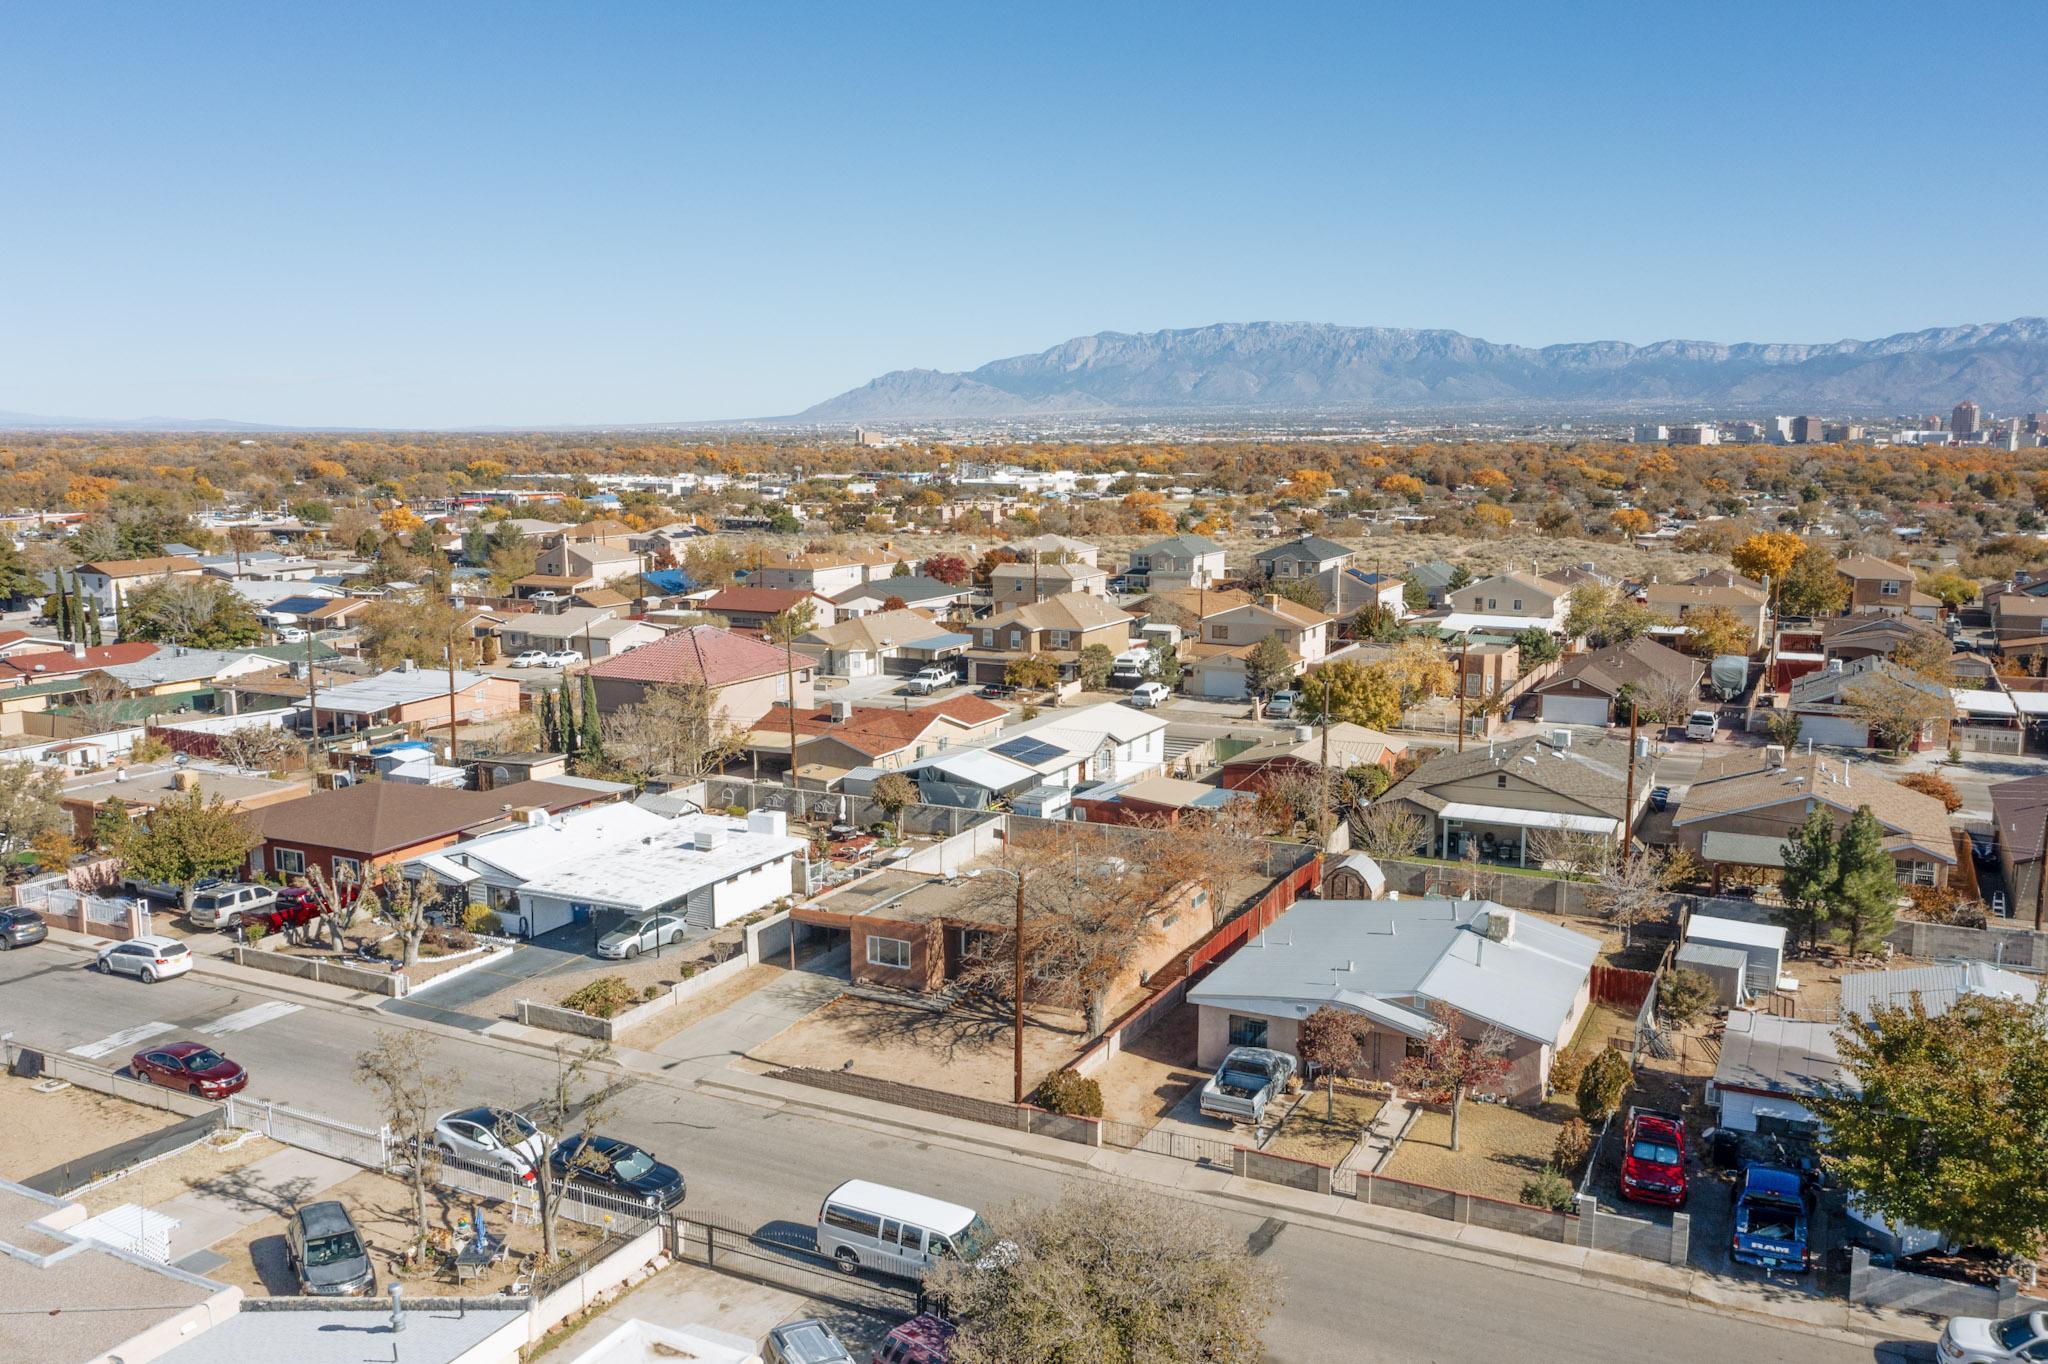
left=288, top=1201, right=375, bottom=1296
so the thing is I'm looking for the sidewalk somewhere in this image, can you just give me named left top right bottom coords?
left=155, top=1145, right=358, bottom=1264
left=42, top=925, right=382, bottom=1012
left=698, top=1065, right=1937, bottom=1351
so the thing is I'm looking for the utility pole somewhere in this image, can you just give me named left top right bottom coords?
left=2035, top=802, right=2048, bottom=931
left=1456, top=638, right=1470, bottom=753
left=446, top=631, right=460, bottom=765
left=1621, top=701, right=1640, bottom=870
left=1013, top=870, right=1026, bottom=1106
left=1317, top=669, right=1333, bottom=847
left=306, top=627, right=320, bottom=750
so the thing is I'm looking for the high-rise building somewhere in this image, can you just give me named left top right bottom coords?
left=1767, top=415, right=1795, bottom=444
left=1791, top=415, right=1826, bottom=443
left=2028, top=412, right=2048, bottom=435
left=1952, top=400, right=1981, bottom=436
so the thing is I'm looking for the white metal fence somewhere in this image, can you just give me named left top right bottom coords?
left=223, top=1096, right=391, bottom=1168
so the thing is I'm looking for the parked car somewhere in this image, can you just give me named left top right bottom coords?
left=275, top=626, right=308, bottom=644
left=595, top=911, right=688, bottom=960
left=124, top=873, right=222, bottom=902
left=1266, top=691, right=1298, bottom=718
left=131, top=1041, right=248, bottom=1098
left=1128, top=681, right=1170, bottom=709
left=765, top=1319, right=855, bottom=1364
left=543, top=648, right=582, bottom=668
left=977, top=683, right=1010, bottom=699
left=511, top=650, right=549, bottom=669
left=551, top=1133, right=685, bottom=1208
left=433, top=1106, right=551, bottom=1184
left=904, top=665, right=956, bottom=696
left=1685, top=709, right=1719, bottom=741
left=258, top=887, right=331, bottom=937
left=1198, top=1046, right=1297, bottom=1124
left=1618, top=1107, right=1688, bottom=1207
left=0, top=907, right=47, bottom=949
left=817, top=1180, right=995, bottom=1278
left=187, top=882, right=278, bottom=930
left=287, top=1200, right=376, bottom=1296
left=872, top=1314, right=955, bottom=1364
left=1937, top=1311, right=2048, bottom=1363
left=1729, top=1162, right=1811, bottom=1273
left=96, top=935, right=193, bottom=984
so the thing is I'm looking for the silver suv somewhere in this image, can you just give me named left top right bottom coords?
left=188, top=882, right=278, bottom=929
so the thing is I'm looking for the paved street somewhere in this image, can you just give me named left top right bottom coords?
left=0, top=943, right=1927, bottom=1362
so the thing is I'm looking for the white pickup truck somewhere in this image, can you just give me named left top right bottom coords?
left=904, top=666, right=957, bottom=696
left=1685, top=709, right=1719, bottom=742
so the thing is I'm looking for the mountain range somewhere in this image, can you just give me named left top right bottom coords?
left=797, top=318, right=2048, bottom=422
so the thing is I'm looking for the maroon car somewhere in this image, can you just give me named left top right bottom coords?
left=131, top=1041, right=249, bottom=1099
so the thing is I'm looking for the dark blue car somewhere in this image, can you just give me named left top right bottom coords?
left=550, top=1134, right=686, bottom=1209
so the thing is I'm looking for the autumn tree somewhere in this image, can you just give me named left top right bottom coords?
left=113, top=791, right=258, bottom=912
left=1352, top=801, right=1427, bottom=860
left=1918, top=567, right=1977, bottom=614
left=1811, top=995, right=2048, bottom=1263
left=1844, top=672, right=1948, bottom=754
left=1296, top=659, right=1401, bottom=731
left=921, top=552, right=970, bottom=585
left=930, top=1186, right=1273, bottom=1364
left=1004, top=653, right=1060, bottom=692
left=1398, top=1000, right=1512, bottom=1152
left=1730, top=530, right=1806, bottom=599
left=0, top=761, right=66, bottom=855
left=1684, top=606, right=1752, bottom=660
left=1776, top=542, right=1849, bottom=618
left=1298, top=1005, right=1370, bottom=1118
left=600, top=683, right=746, bottom=780
left=356, top=594, right=477, bottom=669
left=1609, top=508, right=1653, bottom=537
left=1897, top=770, right=1964, bottom=812
left=214, top=723, right=305, bottom=773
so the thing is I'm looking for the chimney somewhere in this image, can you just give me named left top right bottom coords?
left=71, top=638, right=85, bottom=660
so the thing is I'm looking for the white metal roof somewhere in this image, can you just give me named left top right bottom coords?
left=1953, top=688, right=2019, bottom=716
left=300, top=665, right=495, bottom=715
left=519, top=813, right=804, bottom=912
left=1434, top=611, right=1560, bottom=633
left=2014, top=692, right=2048, bottom=716
left=1686, top=914, right=1787, bottom=950
left=1437, top=801, right=1617, bottom=835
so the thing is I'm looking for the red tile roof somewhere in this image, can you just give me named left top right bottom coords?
left=587, top=624, right=789, bottom=687
left=0, top=643, right=159, bottom=681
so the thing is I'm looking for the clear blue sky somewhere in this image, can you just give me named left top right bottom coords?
left=5, top=2, right=2044, bottom=427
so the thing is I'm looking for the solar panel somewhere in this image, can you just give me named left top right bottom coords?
left=993, top=737, right=1065, bottom=766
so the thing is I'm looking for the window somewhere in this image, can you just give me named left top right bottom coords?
left=1511, top=599, right=1524, bottom=611
left=981, top=630, right=995, bottom=647
left=1496, top=773, right=1508, bottom=788
left=273, top=848, right=305, bottom=876
left=1881, top=580, right=1901, bottom=596
left=1404, top=1036, right=1428, bottom=1060
left=1486, top=597, right=1497, bottom=610
left=1049, top=630, right=1071, bottom=649
left=331, top=856, right=362, bottom=883
left=824, top=1205, right=881, bottom=1238
left=1227, top=1015, right=1268, bottom=1048
left=1894, top=860, right=1936, bottom=887
left=1210, top=624, right=1228, bottom=640
left=866, top=936, right=912, bottom=969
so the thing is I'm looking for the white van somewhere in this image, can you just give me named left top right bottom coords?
left=815, top=1179, right=992, bottom=1279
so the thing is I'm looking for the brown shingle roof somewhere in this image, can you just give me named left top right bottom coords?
left=586, top=623, right=789, bottom=687
left=703, top=586, right=833, bottom=616
left=79, top=556, right=203, bottom=577
left=1675, top=749, right=1952, bottom=859
left=1537, top=637, right=1703, bottom=699
left=252, top=780, right=597, bottom=856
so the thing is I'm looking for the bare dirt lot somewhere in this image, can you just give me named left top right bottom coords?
left=1091, top=1003, right=1205, bottom=1124
left=210, top=1166, right=601, bottom=1298
left=0, top=1074, right=188, bottom=1181
left=619, top=961, right=782, bottom=1050
left=75, top=1132, right=286, bottom=1216
left=751, top=994, right=1087, bottom=1103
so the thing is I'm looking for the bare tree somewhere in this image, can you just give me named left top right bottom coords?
left=1525, top=828, right=1616, bottom=881
left=1585, top=848, right=1678, bottom=951
left=1351, top=802, right=1428, bottom=861
left=599, top=682, right=747, bottom=780
left=69, top=673, right=132, bottom=736
left=302, top=861, right=367, bottom=951
left=354, top=1028, right=457, bottom=1262
left=509, top=1040, right=617, bottom=1262
left=1298, top=1005, right=1369, bottom=1118
left=1397, top=1000, right=1512, bottom=1152
left=214, top=723, right=305, bottom=772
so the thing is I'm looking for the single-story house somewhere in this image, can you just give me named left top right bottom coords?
left=585, top=624, right=811, bottom=727
left=1841, top=961, right=2040, bottom=1020
left=59, top=761, right=311, bottom=845
left=1187, top=898, right=1598, bottom=1102
left=1218, top=723, right=1406, bottom=791
left=1787, top=656, right=1948, bottom=751
left=1710, top=1010, right=1839, bottom=1136
left=830, top=575, right=973, bottom=618
left=495, top=607, right=665, bottom=659
left=796, top=608, right=953, bottom=679
left=1069, top=775, right=1251, bottom=826
left=294, top=663, right=521, bottom=735
left=246, top=779, right=608, bottom=884
left=699, top=586, right=839, bottom=633
left=1529, top=637, right=1703, bottom=728
left=1373, top=731, right=1648, bottom=867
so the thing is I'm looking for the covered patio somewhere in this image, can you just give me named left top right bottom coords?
left=1434, top=801, right=1619, bottom=867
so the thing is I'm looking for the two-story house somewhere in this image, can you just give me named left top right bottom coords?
left=1127, top=533, right=1228, bottom=591
left=1640, top=577, right=1771, bottom=654
left=1185, top=595, right=1333, bottom=699
left=514, top=533, right=647, bottom=604
left=75, top=557, right=206, bottom=612
left=1007, top=533, right=1099, bottom=566
left=752, top=550, right=920, bottom=597
left=1837, top=554, right=1938, bottom=619
left=1442, top=571, right=1569, bottom=633
left=965, top=593, right=1135, bottom=686
left=1252, top=533, right=1354, bottom=583
left=989, top=558, right=1109, bottom=610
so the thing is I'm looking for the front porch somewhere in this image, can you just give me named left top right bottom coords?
left=1434, top=802, right=1620, bottom=869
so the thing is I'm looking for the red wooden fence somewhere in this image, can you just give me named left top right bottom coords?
left=1590, top=963, right=1656, bottom=1011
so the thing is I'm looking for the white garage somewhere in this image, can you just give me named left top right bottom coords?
left=1792, top=713, right=1870, bottom=749
left=1537, top=692, right=1612, bottom=727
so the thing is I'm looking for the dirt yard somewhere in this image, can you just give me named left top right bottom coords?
left=75, top=1132, right=286, bottom=1215
left=1091, top=1003, right=1205, bottom=1125
left=209, top=1166, right=601, bottom=1298
left=0, top=1074, right=190, bottom=1181
left=1268, top=1083, right=1385, bottom=1166
left=619, top=962, right=782, bottom=1050
left=751, top=994, right=1087, bottom=1103
left=1383, top=1100, right=1573, bottom=1204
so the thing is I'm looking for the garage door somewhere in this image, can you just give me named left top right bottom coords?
left=1540, top=693, right=1611, bottom=727
left=1798, top=714, right=1870, bottom=748
left=1199, top=669, right=1248, bottom=699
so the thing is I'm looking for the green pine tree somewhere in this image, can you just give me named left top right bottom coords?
left=71, top=572, right=89, bottom=645
left=1834, top=806, right=1899, bottom=956
left=51, top=575, right=68, bottom=641
left=579, top=674, right=603, bottom=758
left=114, top=587, right=127, bottom=643
left=557, top=675, right=579, bottom=758
left=1776, top=805, right=1840, bottom=951
left=87, top=590, right=103, bottom=646
left=537, top=692, right=558, bottom=752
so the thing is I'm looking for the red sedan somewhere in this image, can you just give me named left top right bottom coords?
left=131, top=1041, right=249, bottom=1099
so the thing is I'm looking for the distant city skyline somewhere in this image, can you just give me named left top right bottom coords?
left=5, top=2, right=2046, bottom=427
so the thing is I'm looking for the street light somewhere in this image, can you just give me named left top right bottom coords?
left=967, top=866, right=1028, bottom=1105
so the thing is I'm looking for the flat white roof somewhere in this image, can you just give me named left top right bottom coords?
left=1953, top=688, right=2019, bottom=716
left=1687, top=914, right=1787, bottom=950
left=519, top=813, right=804, bottom=912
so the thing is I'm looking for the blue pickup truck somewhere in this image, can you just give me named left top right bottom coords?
left=1730, top=1163, right=1811, bottom=1272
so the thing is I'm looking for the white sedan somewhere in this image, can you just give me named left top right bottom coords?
left=433, top=1106, right=551, bottom=1184
left=543, top=649, right=582, bottom=668
left=511, top=650, right=549, bottom=669
left=1940, top=1312, right=2048, bottom=1362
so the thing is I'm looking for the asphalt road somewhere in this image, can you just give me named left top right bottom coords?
left=0, top=945, right=1924, bottom=1363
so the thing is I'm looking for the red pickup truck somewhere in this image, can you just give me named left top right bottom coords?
left=1619, top=1107, right=1689, bottom=1207
left=256, top=885, right=362, bottom=936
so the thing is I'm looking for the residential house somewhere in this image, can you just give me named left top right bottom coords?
left=495, top=607, right=665, bottom=660
left=419, top=806, right=805, bottom=938
left=1837, top=554, right=1938, bottom=619
left=830, top=575, right=972, bottom=619
left=1528, top=637, right=1703, bottom=728
left=1130, top=587, right=1255, bottom=643
left=798, top=607, right=967, bottom=679
left=994, top=701, right=1169, bottom=787
left=1219, top=723, right=1406, bottom=792
left=750, top=694, right=1007, bottom=781
left=0, top=642, right=160, bottom=689
left=74, top=557, right=205, bottom=611
left=91, top=647, right=280, bottom=700
left=1991, top=585, right=2048, bottom=650
left=841, top=747, right=1043, bottom=809
left=60, top=760, right=310, bottom=845
left=965, top=593, right=1135, bottom=687
left=751, top=550, right=919, bottom=597
left=1439, top=571, right=1568, bottom=634
left=1253, top=533, right=1354, bottom=583
left=1786, top=656, right=1947, bottom=750
left=1374, top=731, right=1648, bottom=867
left=1314, top=568, right=1408, bottom=626
left=1069, top=775, right=1253, bottom=826
left=1671, top=747, right=1955, bottom=890
left=1403, top=560, right=1461, bottom=607
left=989, top=558, right=1109, bottom=610
left=253, top=591, right=344, bottom=628
left=585, top=623, right=811, bottom=726
left=1126, top=533, right=1227, bottom=591
left=246, top=779, right=605, bottom=883
left=1991, top=774, right=2048, bottom=914
left=1185, top=898, right=1597, bottom=1103
left=1774, top=613, right=1949, bottom=690
left=1640, top=578, right=1771, bottom=654
left=1185, top=595, right=1333, bottom=699
left=700, top=586, right=839, bottom=633
left=1008, top=532, right=1099, bottom=566
left=1841, top=961, right=2038, bottom=1020
left=1711, top=1010, right=1841, bottom=1136
left=514, top=535, right=645, bottom=603
left=295, top=662, right=520, bottom=735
